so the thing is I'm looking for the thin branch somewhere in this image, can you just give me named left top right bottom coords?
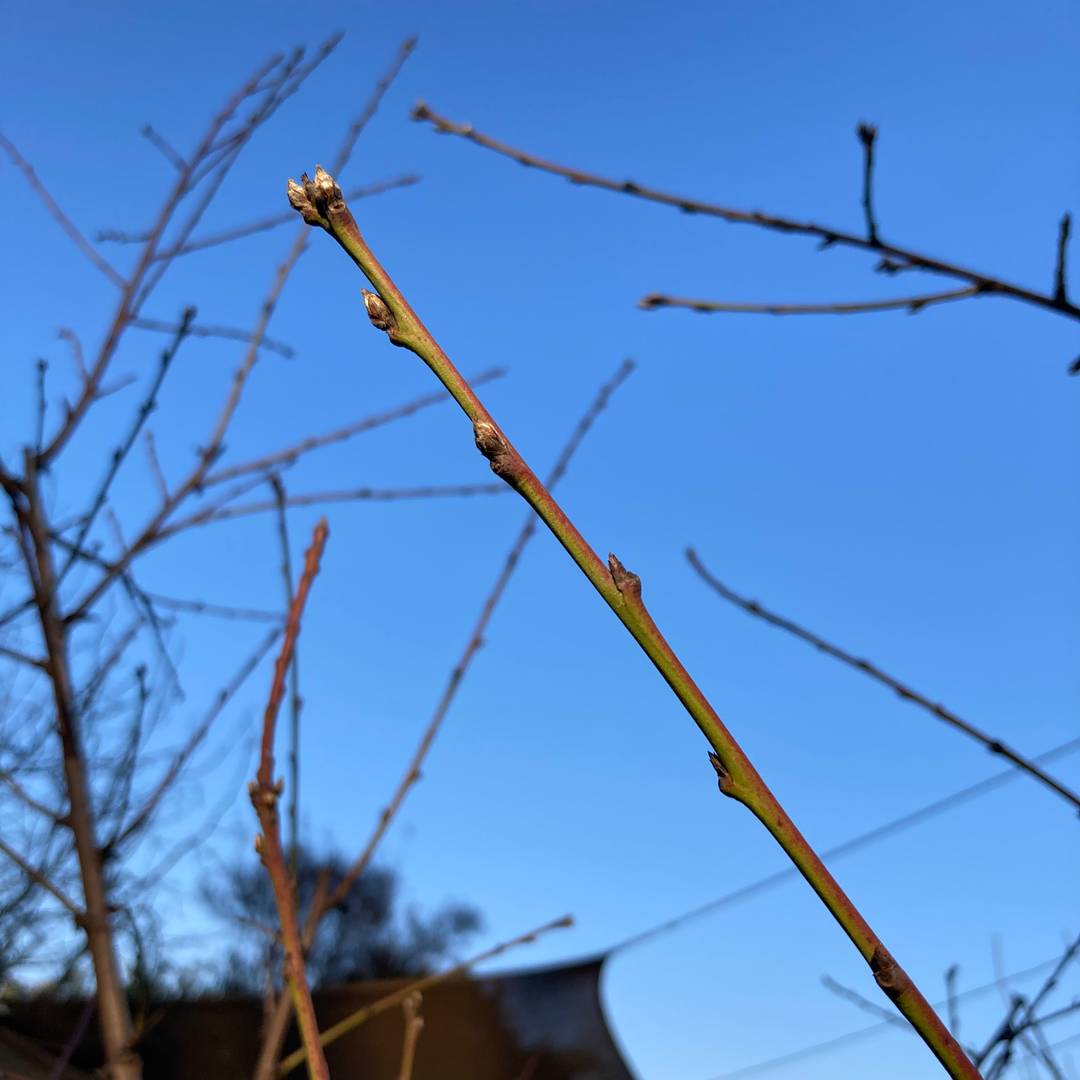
left=140, top=124, right=186, bottom=171
left=109, top=626, right=280, bottom=852
left=411, top=102, right=1080, bottom=325
left=857, top=122, right=880, bottom=244
left=58, top=308, right=196, bottom=588
left=946, top=965, right=961, bottom=1039
left=823, top=974, right=908, bottom=1028
left=268, top=475, right=302, bottom=880
left=397, top=993, right=424, bottom=1080
left=0, top=768, right=64, bottom=822
left=277, top=915, right=574, bottom=1077
left=251, top=521, right=329, bottom=1080
left=329, top=35, right=418, bottom=175
left=0, top=640, right=48, bottom=669
left=1055, top=212, right=1072, bottom=304
left=177, top=482, right=505, bottom=528
left=639, top=287, right=979, bottom=316
left=142, top=591, right=282, bottom=623
left=0, top=133, right=126, bottom=288
left=129, top=316, right=294, bottom=358
left=34, top=359, right=48, bottom=453
left=98, top=177, right=419, bottom=254
left=0, top=836, right=81, bottom=918
left=143, top=431, right=169, bottom=501
left=686, top=547, right=1080, bottom=814
left=291, top=167, right=979, bottom=1079
left=203, top=367, right=506, bottom=489
left=321, top=360, right=632, bottom=915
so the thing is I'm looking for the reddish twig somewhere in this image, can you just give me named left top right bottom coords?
left=251, top=521, right=329, bottom=1080
left=686, top=547, right=1080, bottom=814
left=397, top=993, right=424, bottom=1080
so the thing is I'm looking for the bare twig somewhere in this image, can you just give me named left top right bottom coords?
left=140, top=124, right=186, bottom=171
left=58, top=308, right=196, bottom=587
left=320, top=361, right=632, bottom=915
left=251, top=521, right=329, bottom=1080
left=268, top=476, right=302, bottom=879
left=857, top=122, right=879, bottom=244
left=99, top=176, right=419, bottom=254
left=397, top=993, right=424, bottom=1080
left=109, top=627, right=280, bottom=852
left=295, top=165, right=980, bottom=1078
left=0, top=132, right=125, bottom=288
left=34, top=359, right=48, bottom=453
left=411, top=102, right=1080, bottom=325
left=1055, top=212, right=1072, bottom=304
left=639, top=287, right=979, bottom=316
left=686, top=547, right=1080, bottom=814
left=823, top=974, right=908, bottom=1028
left=946, top=965, right=961, bottom=1038
left=143, top=432, right=169, bottom=501
left=142, top=591, right=282, bottom=623
left=129, top=316, right=294, bottom=358
left=0, top=836, right=81, bottom=917
left=203, top=367, right=506, bottom=489
left=277, top=915, right=574, bottom=1077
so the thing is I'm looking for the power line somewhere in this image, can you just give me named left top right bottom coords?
left=611, top=735, right=1080, bottom=955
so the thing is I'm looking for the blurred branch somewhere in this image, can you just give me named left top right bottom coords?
left=639, top=287, right=979, bottom=316
left=1054, top=212, right=1071, bottom=304
left=686, top=547, right=1080, bottom=814
left=411, top=102, right=1080, bottom=326
left=203, top=367, right=506, bottom=489
left=0, top=132, right=125, bottom=288
left=108, top=626, right=280, bottom=853
left=251, top=521, right=329, bottom=1080
left=130, top=316, right=294, bottom=358
left=143, top=592, right=282, bottom=623
left=823, top=974, right=908, bottom=1028
left=857, top=122, right=879, bottom=244
left=141, top=124, right=186, bottom=171
left=0, top=836, right=81, bottom=917
left=277, top=915, right=574, bottom=1077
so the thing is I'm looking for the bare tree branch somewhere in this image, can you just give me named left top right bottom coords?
left=686, top=547, right=1080, bottom=813
left=0, top=133, right=126, bottom=288
left=411, top=101, right=1080, bottom=325
left=639, top=287, right=979, bottom=316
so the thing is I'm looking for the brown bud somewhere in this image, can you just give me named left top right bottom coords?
left=362, top=289, right=397, bottom=334
left=608, top=553, right=642, bottom=601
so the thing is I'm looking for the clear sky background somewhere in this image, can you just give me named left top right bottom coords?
left=2, top=2, right=1078, bottom=1078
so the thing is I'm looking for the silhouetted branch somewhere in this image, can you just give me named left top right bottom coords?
left=1054, top=212, right=1071, bottom=304
left=639, top=287, right=979, bottom=316
left=109, top=627, right=280, bottom=853
left=0, top=836, right=81, bottom=918
left=0, top=133, right=126, bottom=288
left=411, top=102, right=1080, bottom=326
left=946, top=965, right=961, bottom=1039
left=34, top=359, right=47, bottom=453
left=686, top=547, right=1080, bottom=813
left=129, top=316, right=294, bottom=358
left=857, top=122, right=879, bottom=244
left=58, top=308, right=196, bottom=589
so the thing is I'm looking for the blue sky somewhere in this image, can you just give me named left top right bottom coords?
left=2, top=2, right=1078, bottom=1077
